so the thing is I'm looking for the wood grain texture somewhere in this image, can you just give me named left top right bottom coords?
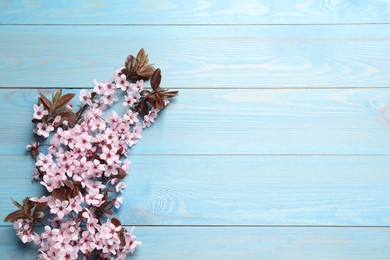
left=1, top=0, right=390, bottom=25
left=2, top=88, right=390, bottom=155
left=0, top=226, right=389, bottom=259
left=1, top=154, right=390, bottom=226
left=0, top=25, right=389, bottom=89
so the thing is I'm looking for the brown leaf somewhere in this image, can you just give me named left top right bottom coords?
left=52, top=188, right=67, bottom=201
left=55, top=109, right=77, bottom=126
left=11, top=198, right=22, bottom=209
left=77, top=211, right=84, bottom=222
left=116, top=168, right=127, bottom=179
left=22, top=197, right=33, bottom=215
left=54, top=93, right=75, bottom=110
left=162, top=90, right=179, bottom=97
left=119, top=232, right=126, bottom=246
left=68, top=185, right=80, bottom=199
left=105, top=201, right=114, bottom=210
left=33, top=211, right=45, bottom=220
left=136, top=48, right=149, bottom=68
left=63, top=180, right=74, bottom=189
left=39, top=93, right=53, bottom=112
left=32, top=119, right=41, bottom=124
left=34, top=202, right=48, bottom=212
left=140, top=90, right=150, bottom=97
left=111, top=217, right=121, bottom=227
left=4, top=210, right=29, bottom=222
left=52, top=89, right=62, bottom=105
left=150, top=68, right=162, bottom=91
left=116, top=146, right=123, bottom=155
left=125, top=55, right=138, bottom=74
left=102, top=191, right=108, bottom=202
left=137, top=64, right=155, bottom=78
left=103, top=209, right=114, bottom=215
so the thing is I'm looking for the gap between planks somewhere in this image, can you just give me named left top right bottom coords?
left=1, top=23, right=390, bottom=26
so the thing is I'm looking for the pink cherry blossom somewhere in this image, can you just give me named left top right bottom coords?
left=36, top=122, right=54, bottom=138
left=35, top=153, right=53, bottom=170
left=33, top=104, right=49, bottom=119
left=79, top=89, right=92, bottom=105
left=115, top=74, right=129, bottom=91
left=130, top=80, right=145, bottom=91
left=113, top=197, right=123, bottom=209
left=49, top=199, right=70, bottom=219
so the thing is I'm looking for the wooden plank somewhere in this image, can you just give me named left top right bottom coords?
left=0, top=25, right=389, bottom=89
left=0, top=226, right=389, bottom=259
left=2, top=88, right=390, bottom=155
left=2, top=155, right=390, bottom=226
left=1, top=0, right=390, bottom=25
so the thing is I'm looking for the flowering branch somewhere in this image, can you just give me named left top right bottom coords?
left=4, top=49, right=177, bottom=259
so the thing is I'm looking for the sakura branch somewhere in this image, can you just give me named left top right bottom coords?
left=5, top=49, right=177, bottom=260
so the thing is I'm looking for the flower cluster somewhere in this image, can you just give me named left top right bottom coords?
left=5, top=49, right=177, bottom=259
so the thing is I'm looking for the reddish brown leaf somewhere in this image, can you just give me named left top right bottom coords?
left=52, top=188, right=67, bottom=201
left=22, top=197, right=33, bottom=215
left=137, top=64, right=155, bottom=78
left=52, top=89, right=62, bottom=105
left=136, top=48, right=149, bottom=68
left=119, top=232, right=126, bottom=246
left=55, top=109, right=77, bottom=126
left=77, top=211, right=84, bottom=222
left=151, top=68, right=162, bottom=91
left=103, top=209, right=114, bottom=215
left=39, top=93, right=53, bottom=112
left=163, top=90, right=179, bottom=97
left=125, top=55, right=138, bottom=74
left=116, top=146, right=123, bottom=155
left=54, top=93, right=75, bottom=110
left=116, top=168, right=127, bottom=179
left=33, top=211, right=45, bottom=220
left=111, top=217, right=121, bottom=227
left=11, top=198, right=22, bottom=209
left=4, top=210, right=29, bottom=222
left=63, top=180, right=74, bottom=189
left=34, top=202, right=48, bottom=212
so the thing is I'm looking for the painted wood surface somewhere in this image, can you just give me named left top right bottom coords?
left=1, top=0, right=390, bottom=25
left=1, top=226, right=390, bottom=259
left=1, top=154, right=390, bottom=226
left=2, top=88, right=390, bottom=155
left=0, top=25, right=389, bottom=89
left=0, top=1, right=390, bottom=259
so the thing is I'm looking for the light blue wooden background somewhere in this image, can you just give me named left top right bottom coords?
left=1, top=1, right=390, bottom=259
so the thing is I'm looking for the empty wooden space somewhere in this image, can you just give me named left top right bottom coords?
left=0, top=1, right=389, bottom=259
